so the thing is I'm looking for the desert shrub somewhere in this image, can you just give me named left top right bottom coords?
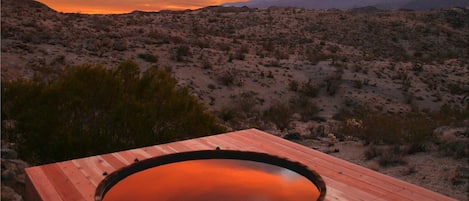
left=230, top=51, right=245, bottom=61
left=138, top=53, right=158, bottom=63
left=364, top=145, right=406, bottom=167
left=289, top=96, right=319, bottom=121
left=304, top=47, right=328, bottom=65
left=232, top=92, right=259, bottom=116
left=263, top=100, right=293, bottom=130
left=288, top=80, right=299, bottom=91
left=338, top=97, right=435, bottom=145
left=364, top=145, right=379, bottom=160
left=218, top=107, right=239, bottom=122
left=447, top=83, right=466, bottom=95
left=218, top=72, right=234, bottom=86
left=1, top=60, right=224, bottom=164
left=334, top=98, right=369, bottom=120
left=439, top=140, right=468, bottom=159
left=444, top=10, right=466, bottom=29
left=171, top=45, right=191, bottom=62
left=299, top=79, right=320, bottom=98
left=339, top=111, right=436, bottom=148
left=352, top=80, right=363, bottom=89
left=324, top=70, right=343, bottom=96
left=378, top=146, right=406, bottom=167
left=217, top=69, right=243, bottom=87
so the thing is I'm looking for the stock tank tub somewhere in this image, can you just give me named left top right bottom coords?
left=95, top=150, right=327, bottom=201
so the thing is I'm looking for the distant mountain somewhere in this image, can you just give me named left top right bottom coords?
left=401, top=0, right=469, bottom=10
left=223, top=0, right=469, bottom=10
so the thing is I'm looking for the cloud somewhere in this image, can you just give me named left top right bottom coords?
left=36, top=0, right=248, bottom=14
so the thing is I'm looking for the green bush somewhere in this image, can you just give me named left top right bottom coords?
left=1, top=61, right=224, bottom=164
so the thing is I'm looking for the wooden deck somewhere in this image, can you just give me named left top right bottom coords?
left=25, top=128, right=456, bottom=201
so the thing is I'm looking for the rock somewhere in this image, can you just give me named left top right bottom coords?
left=1, top=159, right=29, bottom=186
left=1, top=168, right=16, bottom=181
left=284, top=131, right=302, bottom=141
left=1, top=185, right=22, bottom=201
left=1, top=148, right=18, bottom=159
left=452, top=166, right=469, bottom=185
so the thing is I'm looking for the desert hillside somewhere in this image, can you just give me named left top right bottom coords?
left=1, top=0, right=468, bottom=200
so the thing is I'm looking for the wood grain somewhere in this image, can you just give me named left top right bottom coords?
left=25, top=128, right=456, bottom=201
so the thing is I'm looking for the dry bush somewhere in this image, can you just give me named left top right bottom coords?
left=339, top=109, right=436, bottom=149
left=263, top=100, right=293, bottom=130
left=303, top=45, right=329, bottom=65
left=288, top=80, right=299, bottom=91
left=217, top=69, right=243, bottom=87
left=170, top=45, right=191, bottom=62
left=324, top=71, right=343, bottom=96
left=299, top=79, right=320, bottom=98
left=234, top=92, right=259, bottom=116
left=289, top=96, right=320, bottom=121
left=365, top=145, right=407, bottom=167
left=138, top=53, right=158, bottom=63
left=378, top=146, right=407, bottom=167
left=364, top=145, right=379, bottom=160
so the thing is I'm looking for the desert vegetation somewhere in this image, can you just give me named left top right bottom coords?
left=1, top=0, right=468, bottom=199
left=1, top=61, right=224, bottom=164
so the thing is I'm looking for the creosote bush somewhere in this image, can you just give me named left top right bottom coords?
left=1, top=60, right=224, bottom=164
left=263, top=100, right=293, bottom=130
left=138, top=53, right=159, bottom=63
left=339, top=102, right=468, bottom=155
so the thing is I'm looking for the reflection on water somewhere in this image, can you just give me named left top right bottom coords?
left=103, top=159, right=321, bottom=201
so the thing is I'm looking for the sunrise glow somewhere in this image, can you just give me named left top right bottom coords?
left=35, top=0, right=248, bottom=14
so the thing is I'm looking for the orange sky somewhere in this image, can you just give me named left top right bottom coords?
left=103, top=160, right=320, bottom=201
left=36, top=0, right=248, bottom=14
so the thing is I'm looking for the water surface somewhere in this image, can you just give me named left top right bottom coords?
left=103, top=159, right=321, bottom=201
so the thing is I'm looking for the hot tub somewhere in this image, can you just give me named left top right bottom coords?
left=95, top=150, right=326, bottom=201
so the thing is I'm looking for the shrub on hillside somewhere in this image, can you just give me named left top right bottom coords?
left=138, top=53, right=159, bottom=63
left=264, top=100, right=293, bottom=130
left=171, top=45, right=191, bottom=62
left=289, top=96, right=319, bottom=121
left=339, top=112, right=435, bottom=146
left=299, top=79, right=320, bottom=98
left=1, top=61, right=224, bottom=164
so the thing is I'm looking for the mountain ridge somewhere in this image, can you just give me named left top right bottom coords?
left=223, top=0, right=469, bottom=10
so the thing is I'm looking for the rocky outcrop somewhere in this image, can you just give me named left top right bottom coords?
left=1, top=143, right=28, bottom=201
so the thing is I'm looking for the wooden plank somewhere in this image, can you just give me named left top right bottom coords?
left=39, top=164, right=84, bottom=201
left=216, top=130, right=385, bottom=200
left=247, top=129, right=456, bottom=201
left=25, top=167, right=64, bottom=201
left=24, top=168, right=45, bottom=201
left=235, top=129, right=456, bottom=201
left=112, top=150, right=137, bottom=164
left=220, top=132, right=385, bottom=185
left=71, top=158, right=105, bottom=187
left=25, top=128, right=456, bottom=201
left=56, top=161, right=96, bottom=201
left=100, top=153, right=127, bottom=170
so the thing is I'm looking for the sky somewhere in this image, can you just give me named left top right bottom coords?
left=36, top=0, right=248, bottom=14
